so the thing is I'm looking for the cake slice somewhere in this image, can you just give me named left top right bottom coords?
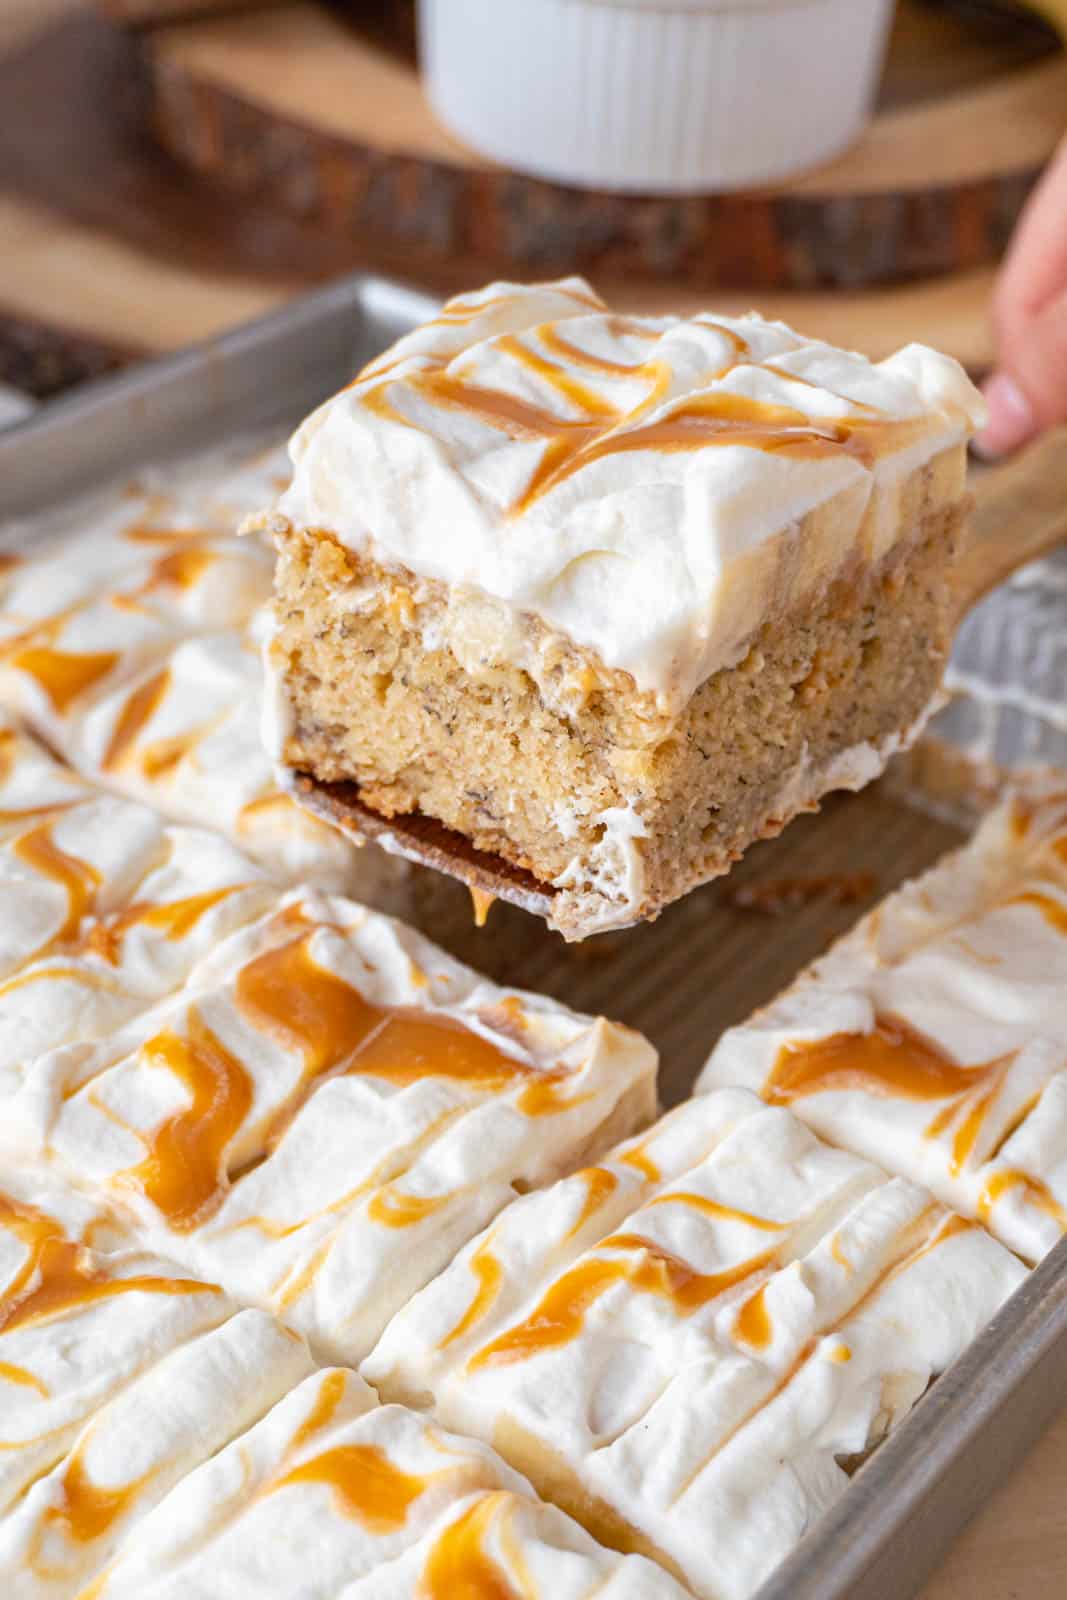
left=0, top=1309, right=312, bottom=1599
left=0, top=717, right=280, bottom=1093
left=84, top=1367, right=689, bottom=1598
left=263, top=277, right=985, bottom=938
left=0, top=1164, right=232, bottom=1516
left=14, top=887, right=656, bottom=1361
left=0, top=441, right=397, bottom=904
left=363, top=1089, right=1024, bottom=1600
left=698, top=782, right=1067, bottom=1264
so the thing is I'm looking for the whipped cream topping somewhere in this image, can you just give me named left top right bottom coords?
left=12, top=885, right=655, bottom=1362
left=0, top=1167, right=232, bottom=1517
left=89, top=1367, right=688, bottom=1599
left=364, top=1089, right=1023, bottom=1600
left=0, top=718, right=279, bottom=1095
left=0, top=442, right=398, bottom=905
left=278, top=277, right=984, bottom=703
left=0, top=1309, right=312, bottom=1599
left=698, top=783, right=1067, bottom=1265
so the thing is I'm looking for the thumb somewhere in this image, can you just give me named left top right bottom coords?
left=975, top=288, right=1067, bottom=458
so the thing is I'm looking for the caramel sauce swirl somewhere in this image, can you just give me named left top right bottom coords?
left=421, top=1493, right=519, bottom=1600
left=119, top=1011, right=254, bottom=1232
left=0, top=1190, right=213, bottom=1337
left=7, top=647, right=119, bottom=715
left=273, top=1443, right=427, bottom=1533
left=469, top=1237, right=776, bottom=1369
left=13, top=821, right=101, bottom=953
left=767, top=1016, right=1016, bottom=1180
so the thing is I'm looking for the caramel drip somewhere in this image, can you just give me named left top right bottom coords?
left=13, top=821, right=101, bottom=949
left=0, top=965, right=122, bottom=1004
left=422, top=1493, right=518, bottom=1600
left=830, top=1232, right=853, bottom=1274
left=274, top=1443, right=427, bottom=1532
left=469, top=887, right=496, bottom=929
left=538, top=318, right=663, bottom=375
left=366, top=1185, right=452, bottom=1229
left=566, top=1167, right=619, bottom=1241
left=470, top=1237, right=776, bottom=1369
left=235, top=932, right=385, bottom=1081
left=645, top=1191, right=785, bottom=1231
left=617, top=1143, right=661, bottom=1184
left=138, top=547, right=214, bottom=595
left=734, top=1283, right=773, bottom=1350
left=352, top=1014, right=579, bottom=1117
left=119, top=1010, right=254, bottom=1231
left=44, top=1445, right=144, bottom=1546
left=440, top=1238, right=503, bottom=1350
left=1013, top=889, right=1067, bottom=936
left=767, top=1015, right=1006, bottom=1107
left=101, top=670, right=171, bottom=771
left=0, top=1190, right=213, bottom=1336
left=289, top=1368, right=347, bottom=1456
left=124, top=522, right=211, bottom=545
left=495, top=334, right=618, bottom=421
left=925, top=1074, right=1006, bottom=1178
left=978, top=1169, right=1067, bottom=1229
left=83, top=887, right=240, bottom=966
left=8, top=647, right=119, bottom=714
left=0, top=1359, right=48, bottom=1396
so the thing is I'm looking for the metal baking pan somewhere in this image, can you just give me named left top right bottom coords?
left=2, top=270, right=1065, bottom=1600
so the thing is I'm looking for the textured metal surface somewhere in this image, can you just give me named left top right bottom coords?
left=1, top=271, right=1065, bottom=1600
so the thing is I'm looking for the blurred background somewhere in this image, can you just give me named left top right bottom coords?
left=0, top=0, right=1064, bottom=398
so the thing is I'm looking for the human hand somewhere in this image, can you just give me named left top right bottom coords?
left=974, top=133, right=1067, bottom=458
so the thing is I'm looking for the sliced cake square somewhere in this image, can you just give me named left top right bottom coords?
left=698, top=782, right=1067, bottom=1263
left=263, top=277, right=984, bottom=937
left=364, top=1089, right=1024, bottom=1600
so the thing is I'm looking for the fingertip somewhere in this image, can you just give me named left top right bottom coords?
left=972, top=372, right=1036, bottom=461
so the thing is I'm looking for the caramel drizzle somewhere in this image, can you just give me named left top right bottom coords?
left=421, top=1493, right=520, bottom=1600
left=0, top=1359, right=49, bottom=1396
left=118, top=1010, right=254, bottom=1232
left=645, top=1191, right=786, bottom=1231
left=112, top=925, right=579, bottom=1235
left=978, top=1169, right=1067, bottom=1230
left=366, top=1185, right=452, bottom=1229
left=101, top=669, right=171, bottom=771
left=273, top=1443, right=427, bottom=1533
left=7, top=646, right=119, bottom=715
left=734, top=1283, right=773, bottom=1351
left=469, top=1237, right=777, bottom=1370
left=1012, top=889, right=1067, bottom=936
left=361, top=310, right=922, bottom=519
left=767, top=1015, right=1016, bottom=1179
left=0, top=1190, right=213, bottom=1338
left=13, top=821, right=101, bottom=953
left=565, top=1167, right=619, bottom=1241
left=236, top=931, right=583, bottom=1125
left=38, top=1442, right=147, bottom=1553
left=81, top=887, right=242, bottom=966
left=440, top=1236, right=503, bottom=1350
left=267, top=1369, right=429, bottom=1534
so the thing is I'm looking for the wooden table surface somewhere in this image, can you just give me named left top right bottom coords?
left=2, top=2, right=1066, bottom=1594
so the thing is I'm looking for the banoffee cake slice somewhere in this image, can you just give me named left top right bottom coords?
left=262, top=277, right=984, bottom=938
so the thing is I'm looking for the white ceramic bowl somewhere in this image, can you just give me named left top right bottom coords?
left=419, top=0, right=895, bottom=193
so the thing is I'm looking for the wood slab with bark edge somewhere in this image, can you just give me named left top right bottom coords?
left=281, top=431, right=1067, bottom=935
left=144, top=0, right=1066, bottom=291
left=0, top=6, right=1014, bottom=393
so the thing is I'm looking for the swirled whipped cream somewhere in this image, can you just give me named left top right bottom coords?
left=279, top=278, right=985, bottom=703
